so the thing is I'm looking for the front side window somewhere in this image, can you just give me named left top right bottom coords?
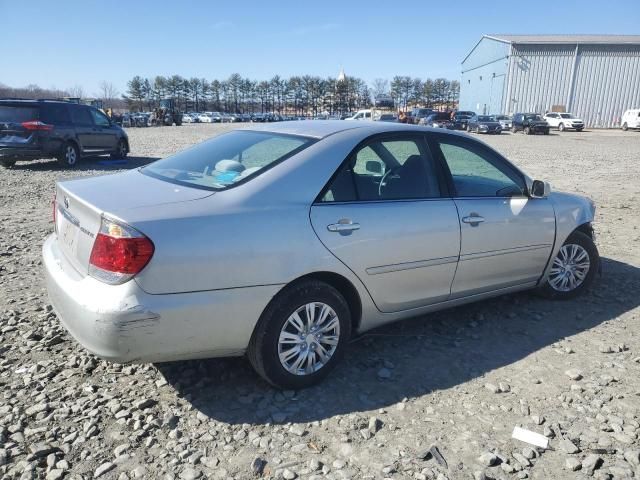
left=143, top=130, right=313, bottom=190
left=320, top=136, right=441, bottom=202
left=435, top=137, right=525, bottom=197
left=90, top=108, right=110, bottom=127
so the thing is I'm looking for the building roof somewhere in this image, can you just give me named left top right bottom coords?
left=485, top=34, right=640, bottom=45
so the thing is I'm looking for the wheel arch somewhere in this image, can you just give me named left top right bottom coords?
left=272, top=271, right=363, bottom=334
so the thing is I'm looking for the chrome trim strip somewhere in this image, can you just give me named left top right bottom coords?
left=59, top=207, right=80, bottom=227
left=460, top=244, right=551, bottom=261
left=366, top=256, right=459, bottom=275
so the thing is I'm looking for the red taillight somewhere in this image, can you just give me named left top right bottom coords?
left=89, top=218, right=154, bottom=284
left=21, top=120, right=53, bottom=131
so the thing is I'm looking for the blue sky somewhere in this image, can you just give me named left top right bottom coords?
left=2, top=0, right=639, bottom=96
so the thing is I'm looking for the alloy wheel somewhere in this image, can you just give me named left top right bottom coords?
left=66, top=145, right=77, bottom=165
left=548, top=244, right=590, bottom=292
left=278, top=302, right=340, bottom=375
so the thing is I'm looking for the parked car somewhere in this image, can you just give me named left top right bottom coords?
left=621, top=109, right=640, bottom=131
left=0, top=99, right=129, bottom=168
left=512, top=113, right=550, bottom=135
left=251, top=113, right=267, bottom=122
left=495, top=115, right=512, bottom=131
left=451, top=111, right=475, bottom=130
left=198, top=113, right=213, bottom=123
left=421, top=112, right=453, bottom=128
left=544, top=112, right=584, bottom=132
left=410, top=108, right=434, bottom=125
left=44, top=121, right=599, bottom=389
left=374, top=113, right=398, bottom=122
left=467, top=114, right=502, bottom=134
left=181, top=114, right=195, bottom=124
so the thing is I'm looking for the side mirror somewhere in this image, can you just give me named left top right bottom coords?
left=366, top=161, right=383, bottom=174
left=530, top=180, right=551, bottom=198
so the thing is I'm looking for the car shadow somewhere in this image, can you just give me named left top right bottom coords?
left=156, top=257, right=640, bottom=425
left=9, top=155, right=159, bottom=172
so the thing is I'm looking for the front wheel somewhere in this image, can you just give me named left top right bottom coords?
left=559, top=123, right=565, bottom=132
left=622, top=122, right=628, bottom=131
left=57, top=142, right=79, bottom=168
left=247, top=280, right=351, bottom=389
left=524, top=126, right=531, bottom=135
left=539, top=231, right=599, bottom=299
left=111, top=139, right=128, bottom=159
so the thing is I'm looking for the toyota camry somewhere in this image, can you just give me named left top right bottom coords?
left=43, top=121, right=599, bottom=389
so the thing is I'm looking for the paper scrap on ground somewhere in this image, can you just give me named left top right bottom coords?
left=512, top=426, right=549, bottom=449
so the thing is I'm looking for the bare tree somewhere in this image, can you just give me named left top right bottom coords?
left=371, top=78, right=389, bottom=97
left=68, top=85, right=84, bottom=98
left=98, top=81, right=119, bottom=107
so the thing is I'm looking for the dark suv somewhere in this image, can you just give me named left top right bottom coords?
left=511, top=113, right=550, bottom=135
left=0, top=100, right=129, bottom=168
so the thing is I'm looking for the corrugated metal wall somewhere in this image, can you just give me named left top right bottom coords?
left=507, top=44, right=640, bottom=127
left=571, top=45, right=640, bottom=127
left=459, top=38, right=510, bottom=115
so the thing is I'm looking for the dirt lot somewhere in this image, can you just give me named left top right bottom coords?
left=0, top=124, right=639, bottom=480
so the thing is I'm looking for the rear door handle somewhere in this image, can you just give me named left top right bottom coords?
left=327, top=220, right=360, bottom=233
left=461, top=214, right=485, bottom=225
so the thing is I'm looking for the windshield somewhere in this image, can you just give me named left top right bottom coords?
left=143, top=130, right=314, bottom=191
left=525, top=114, right=542, bottom=121
left=560, top=113, right=572, bottom=118
left=477, top=116, right=495, bottom=122
left=495, top=115, right=511, bottom=120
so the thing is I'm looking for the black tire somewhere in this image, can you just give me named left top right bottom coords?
left=538, top=230, right=599, bottom=300
left=622, top=122, right=628, bottom=131
left=247, top=279, right=352, bottom=389
left=524, top=126, right=531, bottom=135
left=543, top=129, right=549, bottom=135
left=57, top=142, right=79, bottom=168
left=0, top=159, right=16, bottom=168
left=110, top=139, right=128, bottom=159
left=559, top=123, right=565, bottom=132
left=511, top=126, right=518, bottom=133
left=576, top=128, right=583, bottom=132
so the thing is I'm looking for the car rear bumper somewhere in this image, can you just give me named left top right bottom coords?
left=43, top=234, right=282, bottom=363
left=0, top=147, right=46, bottom=160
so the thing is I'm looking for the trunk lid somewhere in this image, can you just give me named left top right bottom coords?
left=0, top=105, right=39, bottom=144
left=54, top=169, right=213, bottom=275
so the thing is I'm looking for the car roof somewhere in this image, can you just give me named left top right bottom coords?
left=242, top=120, right=468, bottom=140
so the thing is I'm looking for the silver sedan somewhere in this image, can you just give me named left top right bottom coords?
left=43, top=121, right=599, bottom=389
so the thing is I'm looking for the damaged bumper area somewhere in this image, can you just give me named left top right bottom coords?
left=42, top=235, right=281, bottom=363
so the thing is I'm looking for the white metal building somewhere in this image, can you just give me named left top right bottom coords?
left=458, top=35, right=640, bottom=127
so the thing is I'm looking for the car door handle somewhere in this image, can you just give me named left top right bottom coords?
left=327, top=221, right=360, bottom=233
left=461, top=214, right=485, bottom=225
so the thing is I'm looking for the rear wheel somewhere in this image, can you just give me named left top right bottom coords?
left=110, top=139, right=128, bottom=159
left=247, top=280, right=351, bottom=389
left=511, top=126, right=518, bottom=133
left=539, top=231, right=599, bottom=299
left=57, top=142, right=79, bottom=168
left=0, top=159, right=16, bottom=168
left=524, top=126, right=531, bottom=135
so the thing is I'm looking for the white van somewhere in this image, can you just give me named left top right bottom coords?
left=345, top=109, right=373, bottom=121
left=621, top=109, right=640, bottom=131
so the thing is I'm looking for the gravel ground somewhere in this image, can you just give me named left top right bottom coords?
left=0, top=124, right=639, bottom=480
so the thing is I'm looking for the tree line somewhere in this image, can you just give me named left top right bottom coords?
left=124, top=74, right=460, bottom=115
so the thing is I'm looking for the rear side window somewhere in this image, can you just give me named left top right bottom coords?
left=41, top=105, right=71, bottom=125
left=0, top=106, right=39, bottom=122
left=320, top=136, right=441, bottom=202
left=69, top=106, right=93, bottom=125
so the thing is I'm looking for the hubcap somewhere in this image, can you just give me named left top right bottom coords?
left=66, top=146, right=76, bottom=165
left=548, top=244, right=590, bottom=292
left=278, top=302, right=340, bottom=376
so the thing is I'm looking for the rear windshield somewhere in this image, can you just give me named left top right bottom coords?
left=143, top=130, right=314, bottom=191
left=0, top=106, right=39, bottom=122
left=477, top=116, right=495, bottom=121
